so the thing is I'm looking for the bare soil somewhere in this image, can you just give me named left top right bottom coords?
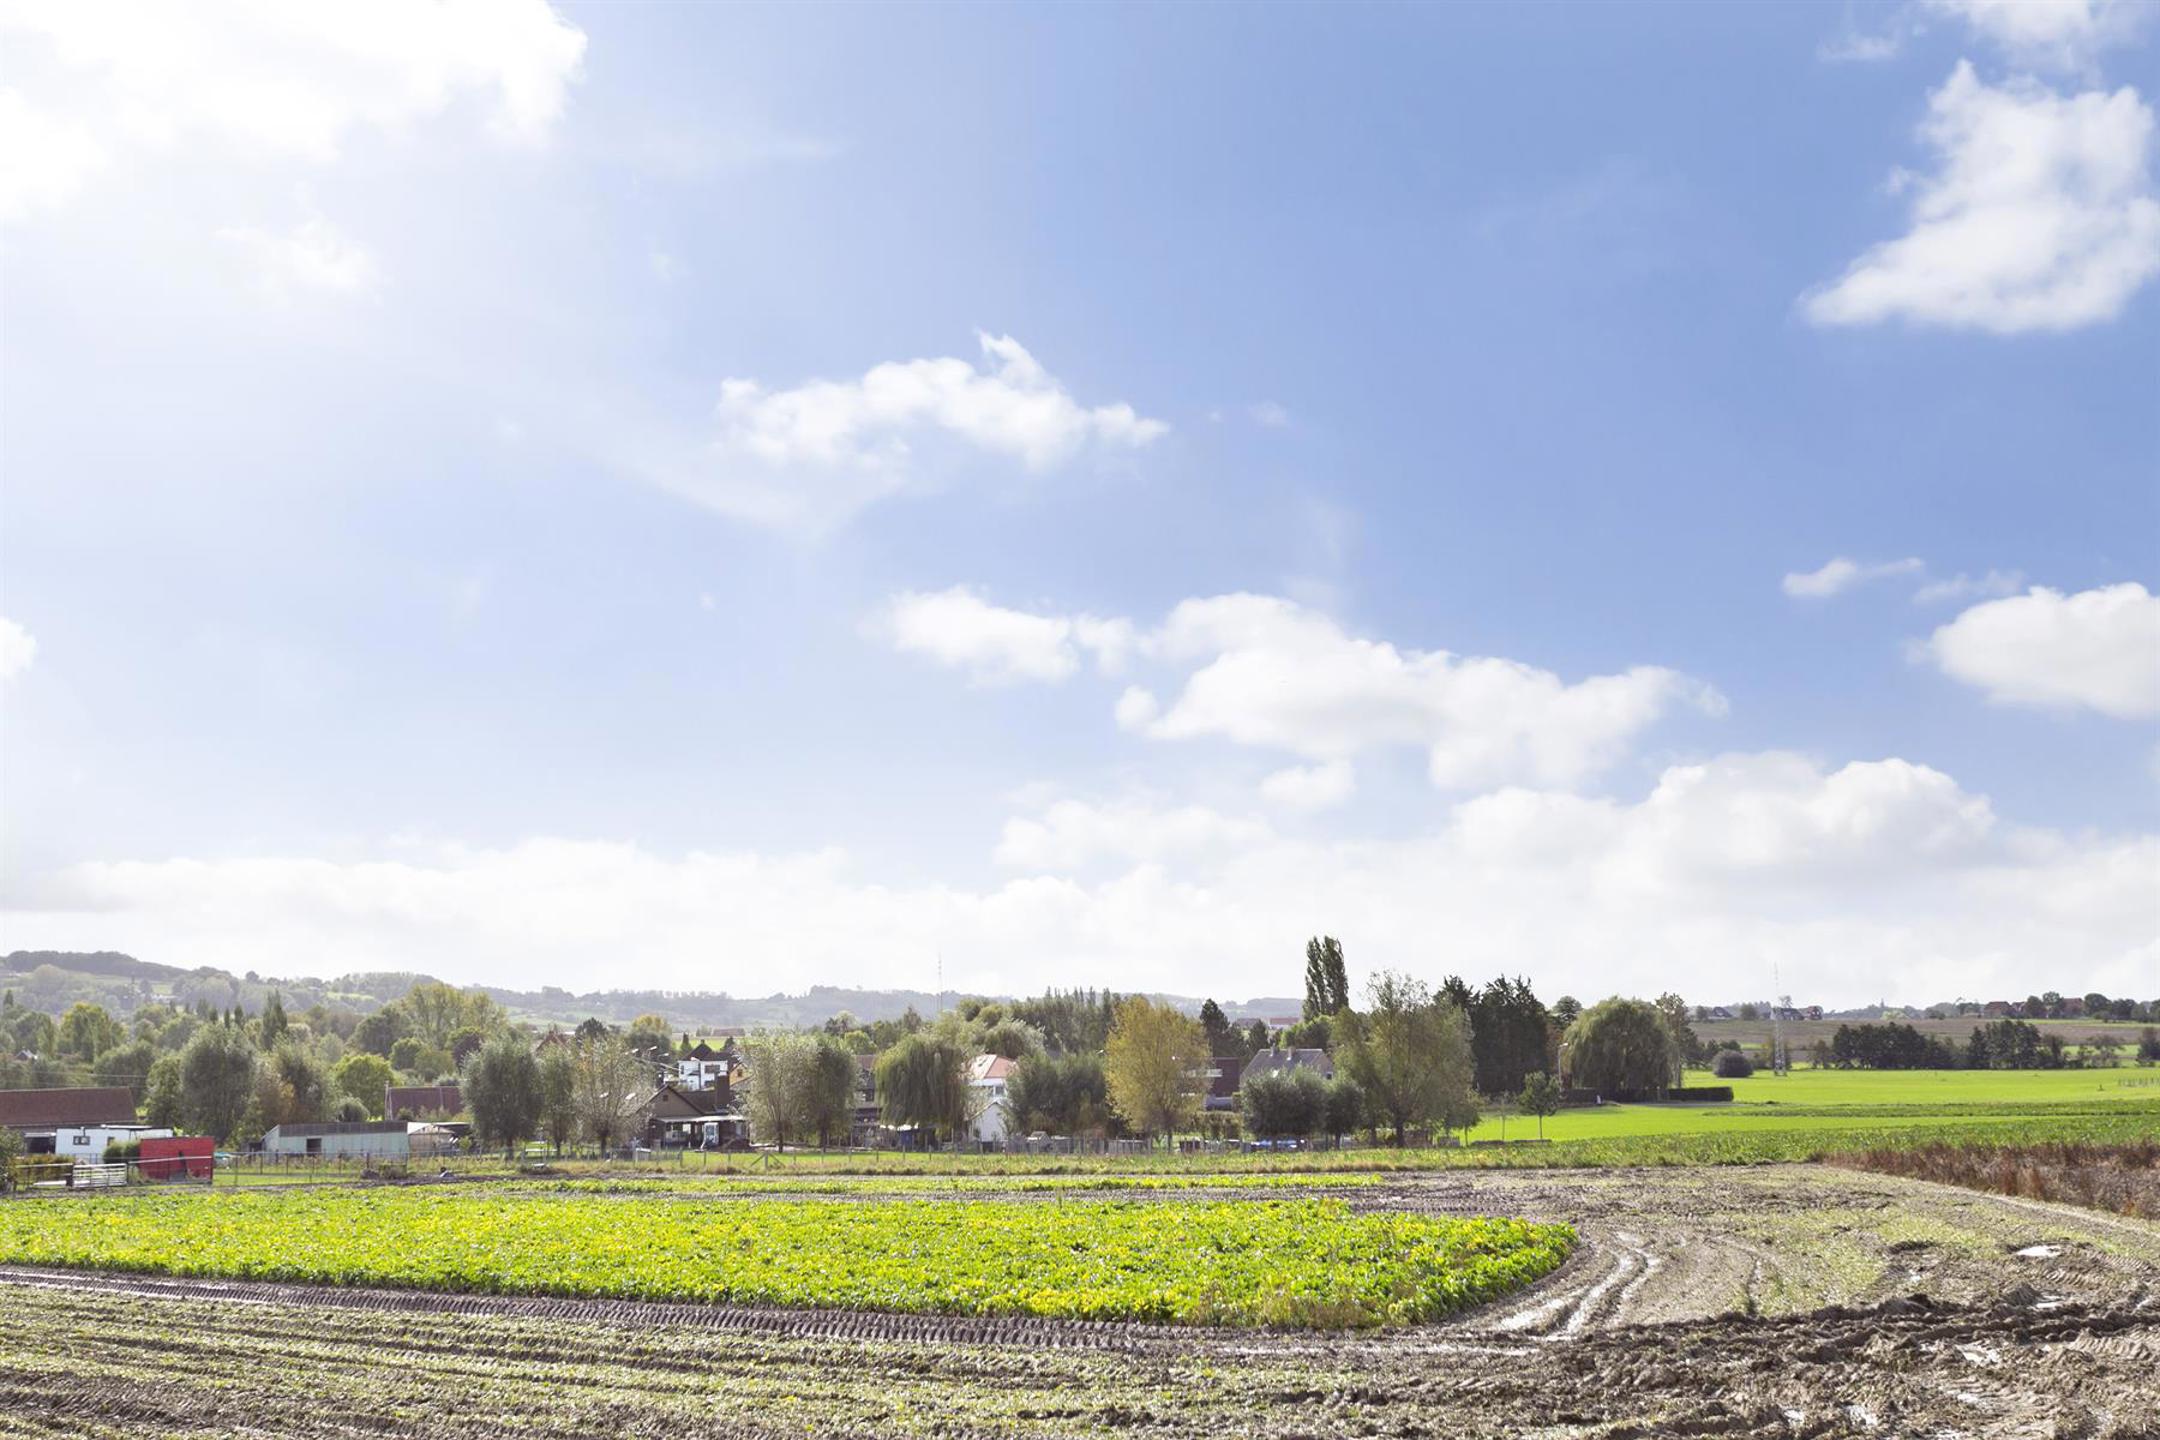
left=2, top=1164, right=2156, bottom=1437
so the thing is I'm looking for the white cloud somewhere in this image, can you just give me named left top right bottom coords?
left=0, top=616, right=36, bottom=681
left=1138, top=594, right=1725, bottom=790
left=995, top=798, right=1271, bottom=871
left=878, top=588, right=1128, bottom=687
left=218, top=214, right=379, bottom=300
left=714, top=333, right=1165, bottom=474
left=1925, top=581, right=2160, bottom=717
left=8, top=752, right=2149, bottom=1005
left=1804, top=63, right=2160, bottom=334
left=653, top=335, right=1163, bottom=531
left=1248, top=401, right=1291, bottom=427
left=884, top=588, right=1722, bottom=790
left=0, top=0, right=587, bottom=221
left=1260, top=760, right=1356, bottom=811
left=1913, top=568, right=2025, bottom=605
left=1782, top=556, right=1926, bottom=598
left=1926, top=0, right=2148, bottom=74
left=1819, top=28, right=1906, bottom=64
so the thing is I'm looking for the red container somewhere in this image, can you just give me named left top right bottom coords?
left=138, top=1136, right=214, bottom=1181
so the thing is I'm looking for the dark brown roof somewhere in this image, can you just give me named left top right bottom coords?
left=0, top=1086, right=137, bottom=1130
left=385, top=1083, right=462, bottom=1116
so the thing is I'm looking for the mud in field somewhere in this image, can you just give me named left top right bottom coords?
left=3, top=1165, right=2157, bottom=1438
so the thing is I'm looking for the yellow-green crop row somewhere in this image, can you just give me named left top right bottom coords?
left=0, top=1187, right=1573, bottom=1328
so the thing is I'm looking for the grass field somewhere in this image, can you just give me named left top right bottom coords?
left=0, top=1187, right=1573, bottom=1327
left=1696, top=1016, right=2151, bottom=1052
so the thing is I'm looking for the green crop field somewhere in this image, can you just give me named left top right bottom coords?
left=0, top=1187, right=1574, bottom=1328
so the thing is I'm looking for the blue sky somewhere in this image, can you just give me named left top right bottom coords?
left=2, top=0, right=2155, bottom=1007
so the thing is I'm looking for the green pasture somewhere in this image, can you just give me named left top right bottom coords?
left=1463, top=1064, right=2160, bottom=1145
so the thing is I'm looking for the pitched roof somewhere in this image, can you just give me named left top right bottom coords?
left=967, top=1053, right=1017, bottom=1083
left=1241, top=1047, right=1335, bottom=1082
left=648, top=1081, right=724, bottom=1119
left=0, top=1086, right=137, bottom=1130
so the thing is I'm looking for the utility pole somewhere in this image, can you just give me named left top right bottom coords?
left=1772, top=961, right=1790, bottom=1077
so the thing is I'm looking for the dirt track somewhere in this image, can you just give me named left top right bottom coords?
left=2, top=1165, right=2156, bottom=1437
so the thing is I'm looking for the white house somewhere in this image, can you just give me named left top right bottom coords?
left=966, top=1053, right=1018, bottom=1145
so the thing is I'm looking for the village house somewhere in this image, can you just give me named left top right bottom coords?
left=644, top=1079, right=744, bottom=1149
left=677, top=1039, right=737, bottom=1089
left=966, top=1053, right=1017, bottom=1145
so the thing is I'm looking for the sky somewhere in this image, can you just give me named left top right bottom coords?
left=1, top=0, right=2156, bottom=1009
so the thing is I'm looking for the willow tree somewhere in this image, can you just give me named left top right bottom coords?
left=875, top=1032, right=970, bottom=1145
left=1565, top=997, right=1677, bottom=1096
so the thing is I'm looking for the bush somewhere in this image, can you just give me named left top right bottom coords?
left=1711, top=1050, right=1754, bottom=1079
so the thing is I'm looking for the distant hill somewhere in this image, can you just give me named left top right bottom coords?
left=1, top=949, right=1299, bottom=1029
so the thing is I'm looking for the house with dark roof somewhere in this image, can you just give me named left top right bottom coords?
left=0, top=1087, right=137, bottom=1153
left=644, top=1080, right=744, bottom=1149
left=1241, top=1047, right=1335, bottom=1083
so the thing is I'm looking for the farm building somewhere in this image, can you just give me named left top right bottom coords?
left=0, top=1086, right=138, bottom=1154
left=966, top=1053, right=1017, bottom=1145
left=1242, top=1047, right=1335, bottom=1083
left=385, top=1083, right=461, bottom=1119
left=261, top=1121, right=455, bottom=1159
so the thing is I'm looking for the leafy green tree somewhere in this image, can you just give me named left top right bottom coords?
left=94, top=1039, right=157, bottom=1106
left=143, top=1054, right=186, bottom=1129
left=742, top=1030, right=815, bottom=1150
left=1004, top=1051, right=1111, bottom=1135
left=805, top=1035, right=861, bottom=1147
left=353, top=1007, right=409, bottom=1058
left=538, top=1046, right=578, bottom=1152
left=1566, top=997, right=1677, bottom=1095
left=875, top=1032, right=971, bottom=1145
left=1244, top=1018, right=1271, bottom=1055
left=1321, top=1075, right=1364, bottom=1148
left=56, top=1001, right=124, bottom=1061
left=1198, top=999, right=1239, bottom=1059
left=329, top=1096, right=370, bottom=1123
left=571, top=1032, right=655, bottom=1152
left=180, top=1021, right=258, bottom=1142
left=463, top=1033, right=543, bottom=1151
left=1518, top=1071, right=1562, bottom=1140
left=1338, top=971, right=1475, bottom=1146
left=1104, top=996, right=1208, bottom=1148
left=447, top=1025, right=490, bottom=1068
left=1653, top=992, right=1699, bottom=1080
left=1468, top=977, right=1552, bottom=1097
left=1240, top=1067, right=1326, bottom=1139
left=269, top=1042, right=329, bottom=1123
left=0, top=1126, right=21, bottom=1193
left=623, top=1014, right=673, bottom=1060
left=330, top=1053, right=394, bottom=1117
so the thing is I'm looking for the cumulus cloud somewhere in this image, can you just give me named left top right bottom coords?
left=8, top=752, right=2149, bottom=1004
left=716, top=333, right=1163, bottom=474
left=1138, top=594, right=1725, bottom=790
left=877, top=588, right=1131, bottom=686
left=0, top=0, right=587, bottom=222
left=1925, top=581, right=2160, bottom=717
left=218, top=214, right=379, bottom=300
left=1925, top=0, right=2148, bottom=74
left=1804, top=63, right=2160, bottom=334
left=1783, top=556, right=1926, bottom=598
left=649, top=335, right=1164, bottom=531
left=0, top=616, right=35, bottom=681
left=880, top=589, right=1721, bottom=790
